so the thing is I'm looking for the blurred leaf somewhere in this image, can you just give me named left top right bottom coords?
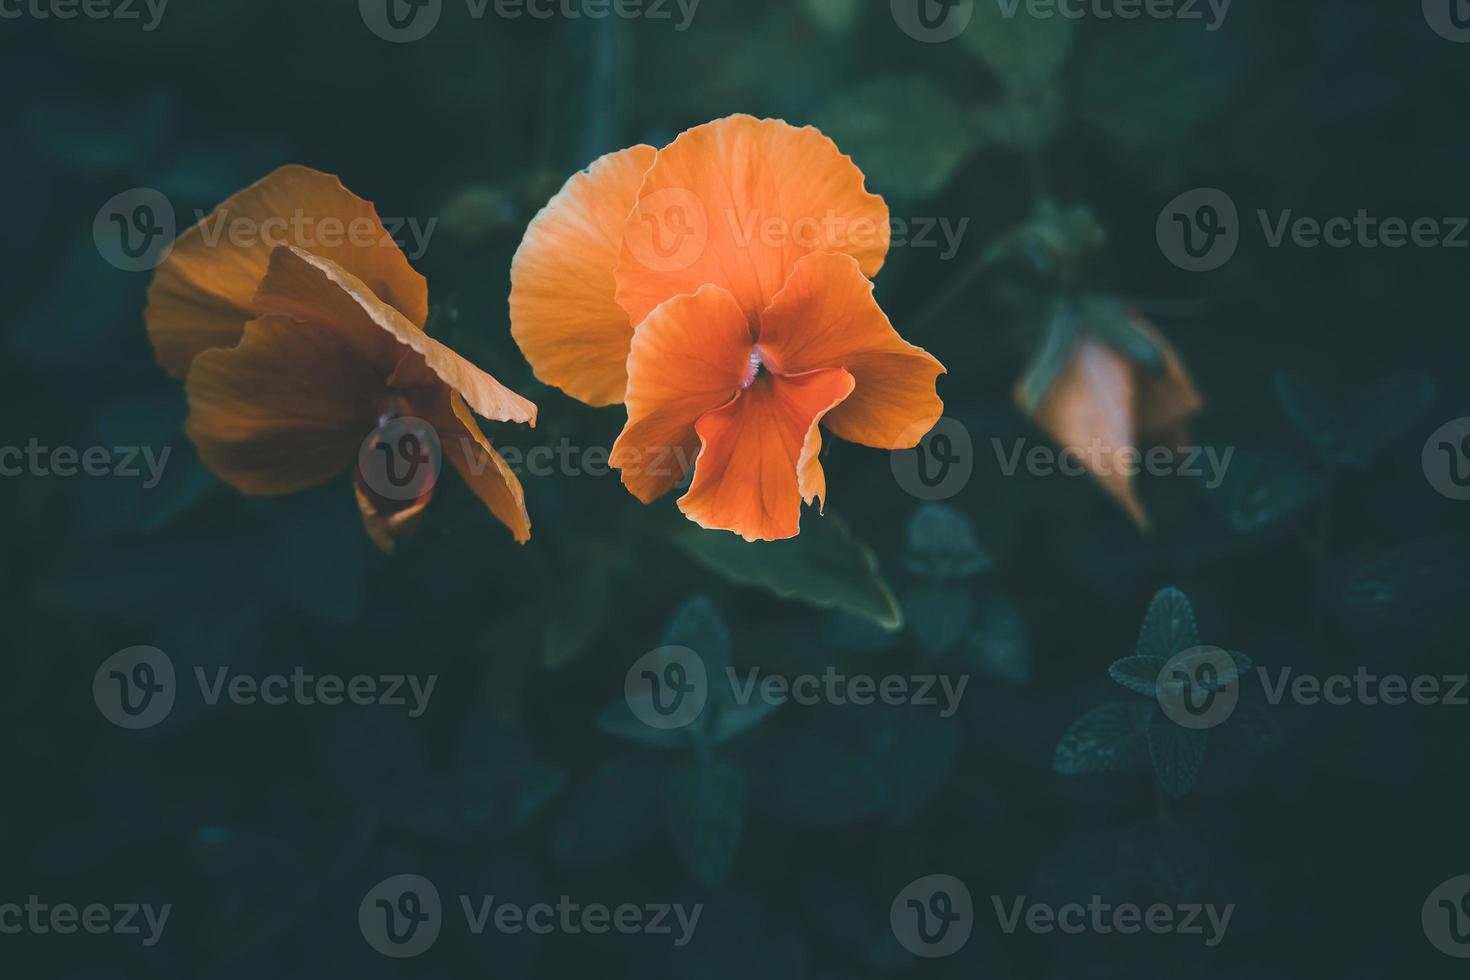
left=1275, top=370, right=1436, bottom=468
left=80, top=394, right=216, bottom=535
left=24, top=90, right=174, bottom=172
left=815, top=75, right=981, bottom=198
left=543, top=569, right=613, bottom=669
left=966, top=593, right=1031, bottom=684
left=458, top=721, right=567, bottom=836
left=902, top=584, right=975, bottom=658
left=750, top=730, right=889, bottom=825
left=820, top=611, right=903, bottom=653
left=1016, top=296, right=1082, bottom=413
left=663, top=594, right=733, bottom=672
left=1109, top=656, right=1167, bottom=698
left=863, top=707, right=960, bottom=822
left=12, top=235, right=147, bottom=370
left=675, top=513, right=902, bottom=629
left=594, top=700, right=699, bottom=752
left=963, top=1, right=1076, bottom=90
left=1135, top=587, right=1199, bottom=660
left=552, top=755, right=662, bottom=867
left=1199, top=448, right=1328, bottom=533
left=799, top=0, right=860, bottom=35
left=1147, top=711, right=1208, bottom=799
left=1053, top=701, right=1153, bottom=775
left=707, top=699, right=781, bottom=747
left=664, top=759, right=748, bottom=887
left=1078, top=22, right=1257, bottom=151
left=901, top=502, right=993, bottom=580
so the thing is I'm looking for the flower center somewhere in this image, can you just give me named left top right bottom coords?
left=740, top=349, right=764, bottom=389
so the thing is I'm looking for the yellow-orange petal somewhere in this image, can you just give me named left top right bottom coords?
left=258, top=245, right=537, bottom=426
left=510, top=145, right=658, bottom=407
left=614, top=115, right=891, bottom=329
left=434, top=392, right=532, bottom=544
left=757, top=251, right=944, bottom=449
left=184, top=315, right=381, bottom=495
left=146, top=165, right=429, bottom=379
left=354, top=479, right=432, bottom=555
left=678, top=367, right=855, bottom=542
left=610, top=284, right=754, bottom=503
left=1134, top=315, right=1204, bottom=440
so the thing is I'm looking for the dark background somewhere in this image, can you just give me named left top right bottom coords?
left=3, top=0, right=1470, bottom=976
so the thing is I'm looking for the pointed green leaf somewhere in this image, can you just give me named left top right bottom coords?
left=1148, top=710, right=1209, bottom=799
left=1136, top=587, right=1199, bottom=660
left=664, top=759, right=747, bottom=887
left=1053, top=701, right=1153, bottom=775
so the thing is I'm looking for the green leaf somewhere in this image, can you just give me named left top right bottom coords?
left=1147, top=710, right=1209, bottom=799
left=751, top=731, right=889, bottom=825
left=1275, top=370, right=1437, bottom=468
left=1135, top=587, right=1200, bottom=660
left=963, top=0, right=1076, bottom=90
left=662, top=594, right=733, bottom=673
left=864, top=707, right=960, bottom=823
left=902, top=585, right=976, bottom=659
left=1077, top=22, right=1256, bottom=151
left=901, top=503, right=993, bottom=580
left=1017, top=296, right=1082, bottom=413
left=594, top=701, right=697, bottom=752
left=965, top=594, right=1031, bottom=684
left=543, top=570, right=614, bottom=668
left=814, top=75, right=982, bottom=198
left=706, top=699, right=781, bottom=747
left=1054, top=701, right=1153, bottom=775
left=664, top=759, right=747, bottom=887
left=551, top=756, right=661, bottom=867
left=1109, top=656, right=1168, bottom=697
left=675, top=512, right=902, bottom=629
left=799, top=0, right=861, bottom=35
left=1199, top=448, right=1329, bottom=534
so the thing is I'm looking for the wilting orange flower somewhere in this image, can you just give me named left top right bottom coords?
left=146, top=165, right=537, bottom=551
left=509, top=115, right=945, bottom=541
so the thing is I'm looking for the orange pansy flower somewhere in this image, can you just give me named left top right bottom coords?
left=146, top=165, right=538, bottom=551
left=510, top=115, right=945, bottom=542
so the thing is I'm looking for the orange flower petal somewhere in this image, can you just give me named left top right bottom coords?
left=146, top=165, right=429, bottom=379
left=614, top=115, right=890, bottom=328
left=757, top=252, right=944, bottom=449
left=1133, top=315, right=1204, bottom=439
left=354, top=479, right=432, bottom=555
left=435, top=392, right=532, bottom=544
left=1024, top=335, right=1149, bottom=529
left=258, top=245, right=537, bottom=426
left=610, top=284, right=754, bottom=503
left=510, top=145, right=658, bottom=406
left=184, top=315, right=380, bottom=495
left=678, top=368, right=855, bottom=542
